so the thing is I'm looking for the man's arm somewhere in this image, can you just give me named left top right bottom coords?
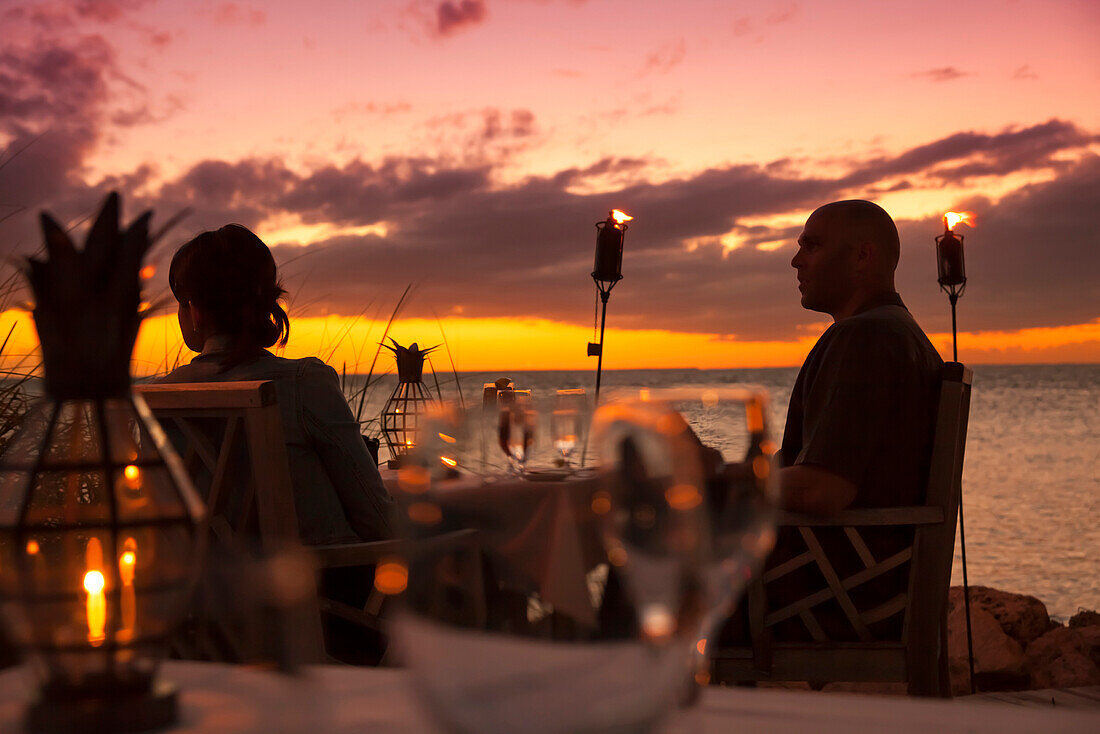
left=777, top=463, right=858, bottom=515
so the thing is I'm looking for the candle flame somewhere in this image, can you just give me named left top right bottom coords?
left=83, top=570, right=105, bottom=594
left=440, top=456, right=457, bottom=467
left=943, top=211, right=975, bottom=231
left=610, top=209, right=633, bottom=224
left=139, top=265, right=156, bottom=280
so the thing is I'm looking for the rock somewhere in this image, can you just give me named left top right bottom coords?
left=1024, top=626, right=1100, bottom=689
left=948, top=598, right=1028, bottom=693
left=1069, top=609, right=1100, bottom=629
left=949, top=586, right=1053, bottom=647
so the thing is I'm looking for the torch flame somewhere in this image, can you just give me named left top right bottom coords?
left=943, top=211, right=975, bottom=231
left=610, top=209, right=633, bottom=225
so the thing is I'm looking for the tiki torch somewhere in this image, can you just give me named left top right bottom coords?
left=936, top=211, right=972, bottom=361
left=588, top=209, right=633, bottom=404
left=937, top=209, right=976, bottom=692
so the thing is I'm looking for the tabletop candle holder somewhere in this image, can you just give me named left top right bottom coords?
left=0, top=193, right=205, bottom=733
left=380, top=339, right=439, bottom=468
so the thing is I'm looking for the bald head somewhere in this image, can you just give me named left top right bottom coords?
left=791, top=200, right=902, bottom=320
left=813, top=200, right=900, bottom=274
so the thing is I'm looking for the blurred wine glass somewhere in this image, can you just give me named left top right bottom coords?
left=498, top=390, right=535, bottom=475
left=551, top=389, right=587, bottom=468
left=627, top=387, right=779, bottom=693
left=389, top=395, right=705, bottom=733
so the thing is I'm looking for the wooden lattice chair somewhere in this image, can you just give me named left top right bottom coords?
left=709, top=362, right=972, bottom=696
left=134, top=380, right=484, bottom=666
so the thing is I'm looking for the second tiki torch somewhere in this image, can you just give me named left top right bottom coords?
left=588, top=209, right=633, bottom=403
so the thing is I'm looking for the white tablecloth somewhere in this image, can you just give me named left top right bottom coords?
left=1, top=661, right=1095, bottom=733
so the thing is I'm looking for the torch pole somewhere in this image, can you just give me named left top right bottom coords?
left=594, top=290, right=610, bottom=405
left=950, top=291, right=959, bottom=362
left=946, top=284, right=973, bottom=692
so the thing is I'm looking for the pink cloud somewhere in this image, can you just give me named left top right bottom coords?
left=436, top=0, right=487, bottom=37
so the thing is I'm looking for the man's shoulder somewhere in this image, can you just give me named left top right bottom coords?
left=816, top=306, right=941, bottom=371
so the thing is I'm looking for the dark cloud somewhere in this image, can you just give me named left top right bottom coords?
left=912, top=67, right=970, bottom=82
left=0, top=32, right=114, bottom=213
left=0, top=0, right=175, bottom=235
left=436, top=0, right=487, bottom=36
left=895, top=155, right=1100, bottom=335
left=840, top=119, right=1093, bottom=187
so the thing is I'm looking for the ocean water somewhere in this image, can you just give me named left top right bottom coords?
left=356, top=363, right=1099, bottom=621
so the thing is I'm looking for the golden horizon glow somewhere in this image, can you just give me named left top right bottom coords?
left=1, top=310, right=1099, bottom=375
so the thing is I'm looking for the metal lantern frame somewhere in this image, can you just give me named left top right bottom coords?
left=935, top=227, right=967, bottom=362
left=0, top=396, right=204, bottom=731
left=379, top=339, right=439, bottom=464
left=0, top=192, right=205, bottom=733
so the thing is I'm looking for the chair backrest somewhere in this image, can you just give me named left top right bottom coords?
left=134, top=380, right=325, bottom=665
left=904, top=362, right=972, bottom=653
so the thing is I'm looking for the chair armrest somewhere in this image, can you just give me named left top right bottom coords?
left=776, top=506, right=944, bottom=527
left=311, top=528, right=482, bottom=569
left=312, top=540, right=406, bottom=569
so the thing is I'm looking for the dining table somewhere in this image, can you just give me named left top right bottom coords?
left=0, top=659, right=1094, bottom=733
left=381, top=467, right=607, bottom=627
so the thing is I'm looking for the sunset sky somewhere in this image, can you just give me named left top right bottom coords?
left=1, top=0, right=1098, bottom=373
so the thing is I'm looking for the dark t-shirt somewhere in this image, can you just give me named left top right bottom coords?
left=769, top=294, right=943, bottom=639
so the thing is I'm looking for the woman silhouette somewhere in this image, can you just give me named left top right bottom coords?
left=161, top=224, right=393, bottom=545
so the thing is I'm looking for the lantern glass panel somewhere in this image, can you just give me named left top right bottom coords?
left=41, top=401, right=104, bottom=464
left=0, top=394, right=203, bottom=700
left=23, top=471, right=111, bottom=525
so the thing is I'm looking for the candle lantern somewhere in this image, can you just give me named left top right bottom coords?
left=935, top=211, right=972, bottom=360
left=0, top=193, right=205, bottom=733
left=593, top=213, right=628, bottom=285
left=380, top=339, right=439, bottom=466
left=588, top=210, right=633, bottom=403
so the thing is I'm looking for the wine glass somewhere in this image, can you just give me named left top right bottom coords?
left=390, top=396, right=705, bottom=733
left=498, top=390, right=535, bottom=475
left=551, top=389, right=587, bottom=468
left=630, top=387, right=779, bottom=693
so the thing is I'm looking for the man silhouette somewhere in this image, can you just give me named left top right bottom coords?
left=743, top=199, right=944, bottom=642
left=777, top=200, right=942, bottom=518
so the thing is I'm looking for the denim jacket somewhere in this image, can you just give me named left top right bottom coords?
left=160, top=336, right=394, bottom=545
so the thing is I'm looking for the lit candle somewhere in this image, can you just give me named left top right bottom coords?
left=84, top=538, right=106, bottom=646
left=118, top=538, right=137, bottom=643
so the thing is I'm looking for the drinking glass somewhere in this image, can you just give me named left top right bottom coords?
left=621, top=388, right=779, bottom=691
left=498, top=390, right=535, bottom=475
left=390, top=397, right=706, bottom=733
left=551, top=389, right=587, bottom=468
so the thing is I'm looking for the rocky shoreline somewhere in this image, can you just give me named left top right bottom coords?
left=946, top=586, right=1100, bottom=696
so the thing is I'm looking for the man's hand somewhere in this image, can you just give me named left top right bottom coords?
left=776, top=464, right=858, bottom=515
